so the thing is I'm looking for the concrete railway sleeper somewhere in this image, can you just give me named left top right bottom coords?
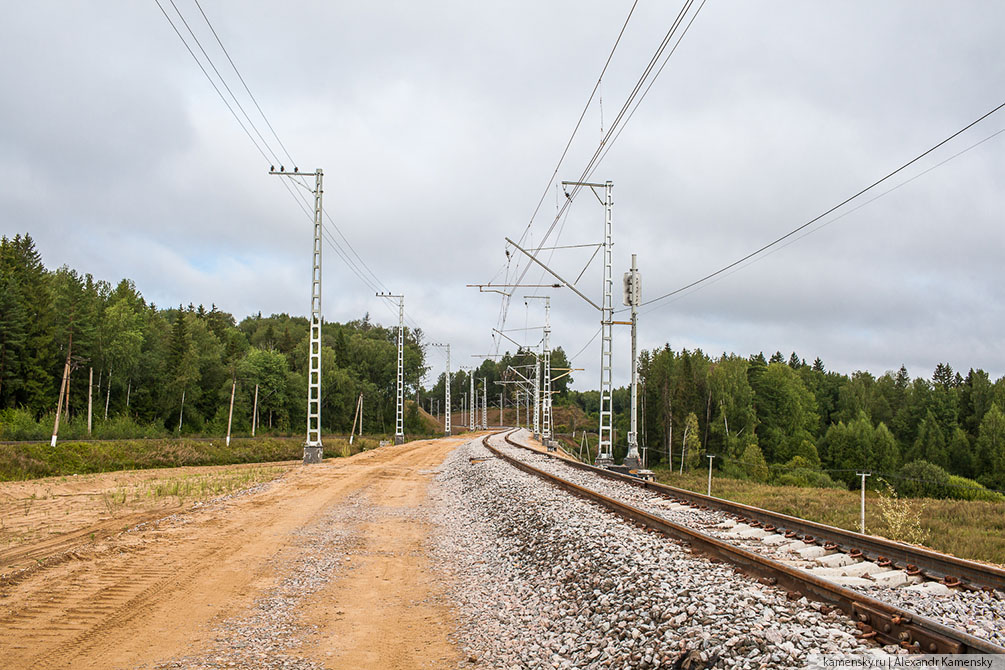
left=504, top=430, right=1005, bottom=594
left=499, top=429, right=1005, bottom=645
left=483, top=430, right=1005, bottom=656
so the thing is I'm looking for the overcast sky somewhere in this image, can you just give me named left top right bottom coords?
left=2, top=1, right=1003, bottom=390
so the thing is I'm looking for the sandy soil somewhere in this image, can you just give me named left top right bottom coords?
left=0, top=461, right=295, bottom=577
left=0, top=436, right=469, bottom=669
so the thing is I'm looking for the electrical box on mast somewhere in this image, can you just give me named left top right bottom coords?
left=622, top=269, right=641, bottom=306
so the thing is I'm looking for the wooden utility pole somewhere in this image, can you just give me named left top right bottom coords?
left=225, top=377, right=236, bottom=447
left=178, top=389, right=185, bottom=433
left=50, top=332, right=73, bottom=447
left=104, top=368, right=112, bottom=420
left=252, top=383, right=259, bottom=437
left=87, top=367, right=93, bottom=436
left=349, top=393, right=362, bottom=445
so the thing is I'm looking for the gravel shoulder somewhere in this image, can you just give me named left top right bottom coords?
left=500, top=429, right=1005, bottom=649
left=431, top=435, right=879, bottom=669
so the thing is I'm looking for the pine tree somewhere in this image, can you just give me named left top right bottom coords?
left=947, top=427, right=974, bottom=479
left=739, top=442, right=769, bottom=482
left=872, top=422, right=900, bottom=473
left=933, top=363, right=955, bottom=389
left=1, top=234, right=54, bottom=412
left=681, top=411, right=701, bottom=471
left=976, top=403, right=1005, bottom=481
left=0, top=271, right=27, bottom=404
left=912, top=410, right=948, bottom=469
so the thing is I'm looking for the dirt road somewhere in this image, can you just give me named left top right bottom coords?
left=0, top=436, right=468, bottom=669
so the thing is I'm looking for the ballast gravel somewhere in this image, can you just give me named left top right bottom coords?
left=498, top=431, right=1005, bottom=650
left=430, top=438, right=880, bottom=670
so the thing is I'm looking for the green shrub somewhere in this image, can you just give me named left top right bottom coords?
left=895, top=460, right=951, bottom=498
left=737, top=443, right=769, bottom=483
left=771, top=455, right=843, bottom=489
left=944, top=475, right=1005, bottom=502
left=0, top=408, right=47, bottom=440
left=92, top=415, right=168, bottom=440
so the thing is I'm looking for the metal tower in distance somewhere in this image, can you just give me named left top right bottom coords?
left=431, top=343, right=451, bottom=436
left=271, top=167, right=324, bottom=464
left=377, top=292, right=405, bottom=444
left=623, top=253, right=642, bottom=469
left=525, top=296, right=552, bottom=447
left=597, top=181, right=615, bottom=465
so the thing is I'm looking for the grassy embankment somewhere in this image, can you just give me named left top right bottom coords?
left=0, top=434, right=385, bottom=482
left=654, top=467, right=1005, bottom=566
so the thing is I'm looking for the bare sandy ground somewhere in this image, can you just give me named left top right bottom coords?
left=0, top=436, right=469, bottom=669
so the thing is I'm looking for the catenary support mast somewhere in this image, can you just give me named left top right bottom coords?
left=524, top=296, right=552, bottom=446
left=377, top=292, right=405, bottom=444
left=623, top=253, right=642, bottom=469
left=431, top=343, right=451, bottom=436
left=270, top=167, right=324, bottom=464
left=597, top=181, right=614, bottom=464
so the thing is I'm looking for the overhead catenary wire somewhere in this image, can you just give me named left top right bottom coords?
left=156, top=0, right=436, bottom=342
left=191, top=0, right=296, bottom=167
left=514, top=0, right=641, bottom=251
left=495, top=0, right=705, bottom=353
left=633, top=123, right=1005, bottom=317
left=492, top=0, right=643, bottom=355
left=588, top=0, right=708, bottom=180
left=635, top=98, right=1005, bottom=311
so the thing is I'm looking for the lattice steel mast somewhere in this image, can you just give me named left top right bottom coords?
left=271, top=167, right=324, bottom=464
left=623, top=253, right=642, bottom=469
left=525, top=296, right=552, bottom=446
left=533, top=355, right=541, bottom=439
left=504, top=178, right=614, bottom=463
left=482, top=378, right=488, bottom=429
left=597, top=181, right=614, bottom=465
left=377, top=292, right=405, bottom=444
left=431, top=343, right=451, bottom=436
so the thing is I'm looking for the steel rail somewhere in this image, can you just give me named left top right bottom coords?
left=500, top=432, right=1005, bottom=593
left=482, top=431, right=1004, bottom=655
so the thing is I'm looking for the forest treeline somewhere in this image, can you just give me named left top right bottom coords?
left=615, top=346, right=1005, bottom=500
left=0, top=234, right=438, bottom=438
left=0, top=234, right=571, bottom=441
left=3, top=233, right=1005, bottom=501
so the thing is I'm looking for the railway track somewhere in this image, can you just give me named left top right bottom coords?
left=505, top=431, right=1004, bottom=593
left=483, top=430, right=1005, bottom=656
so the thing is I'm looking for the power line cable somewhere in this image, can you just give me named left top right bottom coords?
left=514, top=0, right=640, bottom=250
left=166, top=0, right=283, bottom=166
left=637, top=99, right=1005, bottom=310
left=633, top=123, right=1005, bottom=317
left=495, top=0, right=704, bottom=354
left=191, top=0, right=297, bottom=167
left=153, top=0, right=273, bottom=165
left=157, top=1, right=408, bottom=327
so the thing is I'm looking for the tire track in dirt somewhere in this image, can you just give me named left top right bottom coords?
left=0, top=438, right=467, bottom=670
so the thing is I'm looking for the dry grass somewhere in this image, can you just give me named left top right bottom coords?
left=103, top=466, right=287, bottom=511
left=654, top=467, right=1005, bottom=566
